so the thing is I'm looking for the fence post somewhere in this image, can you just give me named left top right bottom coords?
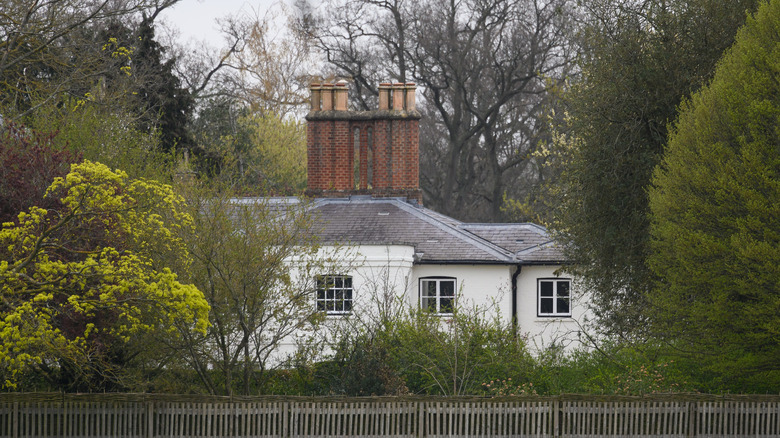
left=282, top=400, right=288, bottom=437
left=553, top=397, right=560, bottom=438
left=417, top=400, right=424, bottom=438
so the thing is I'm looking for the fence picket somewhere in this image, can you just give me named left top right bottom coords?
left=3, top=393, right=780, bottom=437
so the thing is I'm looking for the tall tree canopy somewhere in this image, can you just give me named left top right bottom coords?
left=550, top=0, right=758, bottom=337
left=648, top=0, right=780, bottom=391
left=0, top=0, right=178, bottom=119
left=131, top=17, right=194, bottom=153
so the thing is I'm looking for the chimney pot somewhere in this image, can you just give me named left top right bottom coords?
left=392, top=83, right=405, bottom=111
left=310, top=83, right=322, bottom=111
left=378, top=82, right=392, bottom=110
left=321, top=83, right=334, bottom=111
left=334, top=80, right=348, bottom=111
left=405, top=83, right=416, bottom=111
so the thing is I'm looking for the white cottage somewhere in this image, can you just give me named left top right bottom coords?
left=282, top=81, right=586, bottom=353
left=301, top=196, right=586, bottom=351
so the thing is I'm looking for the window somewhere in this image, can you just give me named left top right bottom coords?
left=420, top=277, right=456, bottom=315
left=316, top=275, right=353, bottom=315
left=537, top=279, right=571, bottom=317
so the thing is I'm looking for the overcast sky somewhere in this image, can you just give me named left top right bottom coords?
left=160, top=0, right=283, bottom=47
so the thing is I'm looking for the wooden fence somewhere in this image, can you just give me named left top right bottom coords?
left=1, top=393, right=779, bottom=437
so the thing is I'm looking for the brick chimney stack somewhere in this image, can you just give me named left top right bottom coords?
left=306, top=80, right=422, bottom=203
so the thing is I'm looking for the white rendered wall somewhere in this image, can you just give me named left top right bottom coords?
left=343, top=244, right=416, bottom=321
left=514, top=265, right=588, bottom=352
left=277, top=245, right=416, bottom=362
left=277, top=247, right=590, bottom=364
left=409, top=264, right=513, bottom=322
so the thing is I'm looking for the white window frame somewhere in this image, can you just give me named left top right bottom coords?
left=419, top=277, right=456, bottom=315
left=316, top=275, right=353, bottom=315
left=537, top=278, right=572, bottom=317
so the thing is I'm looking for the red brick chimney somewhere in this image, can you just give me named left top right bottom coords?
left=305, top=80, right=422, bottom=203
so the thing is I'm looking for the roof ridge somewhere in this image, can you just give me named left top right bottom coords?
left=390, top=200, right=515, bottom=262
left=460, top=222, right=549, bottom=235
left=516, top=240, right=557, bottom=256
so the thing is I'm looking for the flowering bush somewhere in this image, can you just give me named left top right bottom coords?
left=613, top=360, right=685, bottom=395
left=0, top=161, right=209, bottom=390
left=482, top=378, right=538, bottom=396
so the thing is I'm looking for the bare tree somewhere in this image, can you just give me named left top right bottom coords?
left=181, top=3, right=318, bottom=119
left=301, top=0, right=574, bottom=221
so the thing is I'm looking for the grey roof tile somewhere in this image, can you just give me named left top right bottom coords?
left=306, top=197, right=565, bottom=264
left=459, top=223, right=565, bottom=264
left=238, top=196, right=566, bottom=264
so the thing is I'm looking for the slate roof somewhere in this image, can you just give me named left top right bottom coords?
left=301, top=196, right=565, bottom=265
left=231, top=195, right=565, bottom=264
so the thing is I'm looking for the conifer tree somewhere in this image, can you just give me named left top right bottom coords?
left=552, top=0, right=758, bottom=336
left=648, top=0, right=780, bottom=391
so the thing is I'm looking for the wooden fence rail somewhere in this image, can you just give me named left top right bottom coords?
left=1, top=393, right=779, bottom=437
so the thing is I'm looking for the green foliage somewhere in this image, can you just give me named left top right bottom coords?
left=527, top=342, right=694, bottom=395
left=648, top=0, right=780, bottom=392
left=173, top=182, right=345, bottom=395
left=2, top=10, right=194, bottom=170
left=388, top=309, right=534, bottom=395
left=188, top=98, right=250, bottom=178
left=551, top=0, right=759, bottom=336
left=0, top=161, right=209, bottom=391
left=18, top=18, right=185, bottom=183
left=0, top=0, right=153, bottom=119
left=318, top=330, right=408, bottom=396
left=192, top=107, right=307, bottom=195
left=322, top=306, right=534, bottom=396
left=31, top=99, right=173, bottom=182
left=311, top=310, right=706, bottom=396
left=239, top=113, right=307, bottom=194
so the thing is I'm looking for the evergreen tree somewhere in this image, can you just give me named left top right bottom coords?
left=648, top=0, right=780, bottom=391
left=552, top=0, right=758, bottom=337
left=133, top=17, right=194, bottom=153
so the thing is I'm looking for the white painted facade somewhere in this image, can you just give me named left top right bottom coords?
left=515, top=265, right=587, bottom=351
left=281, top=244, right=590, bottom=359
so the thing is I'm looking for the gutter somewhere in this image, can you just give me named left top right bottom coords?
left=413, top=259, right=515, bottom=265
left=511, top=263, right=522, bottom=336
